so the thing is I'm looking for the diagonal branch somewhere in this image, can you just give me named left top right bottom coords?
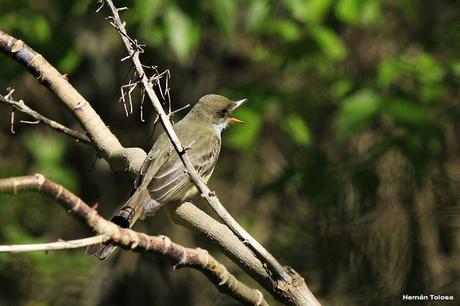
left=0, top=91, right=91, bottom=144
left=104, top=0, right=293, bottom=285
left=0, top=174, right=268, bottom=306
left=171, top=202, right=320, bottom=306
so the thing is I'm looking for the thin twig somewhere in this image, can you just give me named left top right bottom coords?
left=170, top=103, right=190, bottom=117
left=0, top=93, right=91, bottom=144
left=0, top=235, right=109, bottom=253
left=0, top=174, right=269, bottom=306
left=104, top=0, right=293, bottom=284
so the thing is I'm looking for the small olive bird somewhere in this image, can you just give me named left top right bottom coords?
left=86, top=94, right=246, bottom=259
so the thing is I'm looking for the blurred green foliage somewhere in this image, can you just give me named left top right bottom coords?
left=1, top=0, right=459, bottom=305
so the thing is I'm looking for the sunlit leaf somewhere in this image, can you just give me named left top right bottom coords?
left=34, top=16, right=51, bottom=43
left=24, top=133, right=67, bottom=165
left=246, top=0, right=271, bottom=33
left=165, top=6, right=201, bottom=65
left=23, top=133, right=78, bottom=191
left=126, top=0, right=162, bottom=27
left=270, top=19, right=301, bottom=41
left=331, top=79, right=353, bottom=98
left=284, top=0, right=333, bottom=24
left=283, top=114, right=313, bottom=146
left=336, top=0, right=381, bottom=25
left=410, top=53, right=445, bottom=84
left=451, top=60, right=460, bottom=77
left=212, top=0, right=238, bottom=43
left=312, top=26, right=347, bottom=61
left=283, top=0, right=309, bottom=22
left=377, top=58, right=400, bottom=88
left=386, top=99, right=430, bottom=125
left=58, top=49, right=80, bottom=73
left=335, top=89, right=381, bottom=139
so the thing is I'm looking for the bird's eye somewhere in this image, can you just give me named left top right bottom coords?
left=219, top=110, right=228, bottom=117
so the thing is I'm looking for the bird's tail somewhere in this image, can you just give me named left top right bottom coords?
left=86, top=188, right=157, bottom=260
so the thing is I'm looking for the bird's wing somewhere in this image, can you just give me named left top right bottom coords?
left=147, top=132, right=221, bottom=203
left=134, top=134, right=172, bottom=190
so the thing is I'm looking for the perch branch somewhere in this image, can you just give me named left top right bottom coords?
left=0, top=91, right=91, bottom=144
left=0, top=30, right=145, bottom=174
left=171, top=202, right=320, bottom=306
left=0, top=174, right=268, bottom=306
left=104, top=0, right=293, bottom=285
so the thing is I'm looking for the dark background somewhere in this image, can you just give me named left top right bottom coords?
left=0, top=0, right=459, bottom=305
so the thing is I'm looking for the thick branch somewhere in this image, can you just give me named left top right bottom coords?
left=170, top=202, right=271, bottom=283
left=0, top=93, right=91, bottom=144
left=0, top=174, right=268, bottom=306
left=104, top=0, right=293, bottom=285
left=171, top=202, right=321, bottom=306
left=0, top=30, right=145, bottom=173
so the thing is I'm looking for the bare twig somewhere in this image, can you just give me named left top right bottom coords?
left=0, top=174, right=268, bottom=306
left=0, top=235, right=108, bottom=253
left=119, top=79, right=140, bottom=117
left=104, top=0, right=298, bottom=287
left=0, top=92, right=91, bottom=144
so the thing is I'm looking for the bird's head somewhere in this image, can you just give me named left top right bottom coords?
left=188, top=94, right=246, bottom=132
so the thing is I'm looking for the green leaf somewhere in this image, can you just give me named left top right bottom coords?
left=336, top=0, right=381, bottom=25
left=134, top=0, right=165, bottom=47
left=312, top=26, right=347, bottom=61
left=270, top=19, right=301, bottom=41
left=58, top=49, right=80, bottom=73
left=137, top=0, right=163, bottom=25
left=377, top=58, right=400, bottom=88
left=283, top=114, right=313, bottom=146
left=165, top=6, right=201, bottom=65
left=24, top=133, right=67, bottom=165
left=411, top=53, right=445, bottom=84
left=379, top=53, right=445, bottom=89
left=386, top=99, right=430, bottom=125
left=283, top=0, right=309, bottom=22
left=127, top=0, right=162, bottom=27
left=226, top=108, right=262, bottom=150
left=451, top=60, right=460, bottom=77
left=331, top=79, right=353, bottom=98
left=284, top=0, right=333, bottom=24
left=34, top=16, right=51, bottom=43
left=246, top=0, right=271, bottom=33
left=420, top=83, right=445, bottom=102
left=72, top=0, right=92, bottom=14
left=335, top=89, right=381, bottom=139
left=23, top=133, right=78, bottom=191
left=211, top=0, right=238, bottom=43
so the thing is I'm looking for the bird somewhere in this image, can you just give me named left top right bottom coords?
left=86, top=94, right=246, bottom=260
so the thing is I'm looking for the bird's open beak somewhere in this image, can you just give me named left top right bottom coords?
left=228, top=117, right=245, bottom=124
left=228, top=98, right=247, bottom=124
